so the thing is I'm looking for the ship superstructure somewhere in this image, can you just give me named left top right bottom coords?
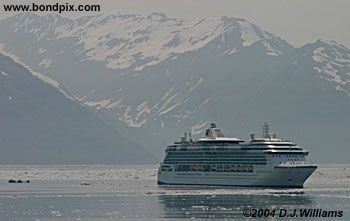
left=157, top=123, right=317, bottom=187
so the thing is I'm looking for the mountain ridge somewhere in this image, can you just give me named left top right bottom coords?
left=1, top=13, right=291, bottom=71
left=0, top=13, right=349, bottom=163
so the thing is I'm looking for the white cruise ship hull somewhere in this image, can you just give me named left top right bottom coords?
left=158, top=165, right=317, bottom=188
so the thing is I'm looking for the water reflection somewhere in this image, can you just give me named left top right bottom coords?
left=158, top=187, right=313, bottom=219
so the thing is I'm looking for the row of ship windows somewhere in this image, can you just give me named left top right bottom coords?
left=166, top=155, right=267, bottom=158
left=167, top=147, right=300, bottom=151
left=161, top=164, right=255, bottom=173
left=164, top=159, right=267, bottom=164
left=280, top=161, right=303, bottom=165
left=166, top=155, right=266, bottom=158
left=164, top=160, right=267, bottom=165
left=168, top=151, right=266, bottom=155
left=248, top=144, right=297, bottom=147
left=167, top=152, right=304, bottom=157
left=165, top=157, right=266, bottom=162
left=272, top=155, right=301, bottom=158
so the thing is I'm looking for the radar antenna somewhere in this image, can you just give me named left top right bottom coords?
left=250, top=132, right=255, bottom=141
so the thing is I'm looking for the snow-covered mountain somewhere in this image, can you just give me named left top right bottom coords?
left=0, top=13, right=349, bottom=163
left=1, top=13, right=290, bottom=70
left=300, top=40, right=350, bottom=95
left=0, top=13, right=294, bottom=126
left=0, top=52, right=156, bottom=164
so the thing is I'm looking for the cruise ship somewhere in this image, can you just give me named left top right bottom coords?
left=157, top=123, right=317, bottom=188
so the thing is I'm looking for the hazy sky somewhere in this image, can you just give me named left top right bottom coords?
left=1, top=0, right=350, bottom=47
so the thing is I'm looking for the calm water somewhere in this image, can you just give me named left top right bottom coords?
left=0, top=164, right=349, bottom=220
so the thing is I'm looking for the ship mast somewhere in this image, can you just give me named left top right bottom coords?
left=263, top=122, right=269, bottom=138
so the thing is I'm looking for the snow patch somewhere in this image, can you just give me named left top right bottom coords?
left=223, top=48, right=239, bottom=55
left=312, top=44, right=350, bottom=95
left=263, top=41, right=281, bottom=56
left=37, top=48, right=47, bottom=54
left=314, top=65, right=349, bottom=95
left=165, top=68, right=170, bottom=76
left=75, top=90, right=95, bottom=102
left=84, top=99, right=112, bottom=109
left=335, top=85, right=348, bottom=94
left=0, top=45, right=75, bottom=101
left=1, top=71, right=9, bottom=76
left=118, top=105, right=149, bottom=128
left=135, top=101, right=151, bottom=120
left=188, top=77, right=204, bottom=92
left=38, top=58, right=54, bottom=68
left=200, top=97, right=210, bottom=106
left=313, top=65, right=342, bottom=84
left=157, top=88, right=182, bottom=115
left=191, top=121, right=209, bottom=135
left=31, top=71, right=75, bottom=100
left=237, top=21, right=261, bottom=47
left=158, top=100, right=181, bottom=116
left=106, top=98, right=124, bottom=109
left=313, top=47, right=328, bottom=63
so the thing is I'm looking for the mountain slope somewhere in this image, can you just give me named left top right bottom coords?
left=296, top=40, right=350, bottom=95
left=0, top=53, right=156, bottom=164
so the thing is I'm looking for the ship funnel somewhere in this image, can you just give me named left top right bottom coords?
left=210, top=123, right=216, bottom=128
